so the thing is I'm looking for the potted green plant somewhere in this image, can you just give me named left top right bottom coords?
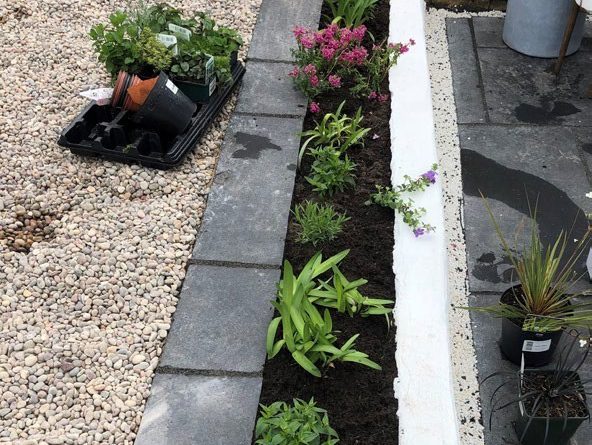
left=169, top=45, right=215, bottom=103
left=483, top=334, right=591, bottom=445
left=462, top=198, right=592, bottom=367
left=89, top=11, right=174, bottom=77
left=193, top=12, right=243, bottom=84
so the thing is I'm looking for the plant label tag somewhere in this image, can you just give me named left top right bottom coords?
left=204, top=56, right=215, bottom=83
left=165, top=79, right=178, bottom=95
left=157, top=33, right=178, bottom=55
left=208, top=78, right=217, bottom=96
left=79, top=88, right=113, bottom=105
left=168, top=23, right=192, bottom=41
left=522, top=339, right=552, bottom=353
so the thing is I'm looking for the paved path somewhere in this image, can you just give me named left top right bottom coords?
left=448, top=17, right=592, bottom=445
left=134, top=1, right=323, bottom=443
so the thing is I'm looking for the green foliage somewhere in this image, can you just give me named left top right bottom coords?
left=309, top=268, right=394, bottom=320
left=170, top=44, right=210, bottom=81
left=300, top=102, right=370, bottom=165
left=462, top=197, right=592, bottom=333
left=367, top=164, right=439, bottom=236
left=350, top=41, right=408, bottom=97
left=133, top=2, right=198, bottom=31
left=293, top=201, right=349, bottom=246
left=325, top=0, right=379, bottom=28
left=306, top=148, right=356, bottom=197
left=195, top=12, right=243, bottom=54
left=267, top=251, right=382, bottom=377
left=255, top=398, right=339, bottom=445
left=138, top=28, right=173, bottom=72
left=192, top=12, right=243, bottom=84
left=89, top=3, right=242, bottom=83
left=89, top=11, right=144, bottom=76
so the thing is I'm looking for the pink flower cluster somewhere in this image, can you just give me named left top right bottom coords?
left=368, top=91, right=390, bottom=102
left=294, top=24, right=368, bottom=63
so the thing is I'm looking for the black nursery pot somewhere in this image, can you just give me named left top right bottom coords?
left=499, top=286, right=564, bottom=367
left=132, top=72, right=196, bottom=135
left=230, top=50, right=238, bottom=70
left=515, top=371, right=589, bottom=445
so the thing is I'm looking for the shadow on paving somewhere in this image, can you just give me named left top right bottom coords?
left=447, top=16, right=592, bottom=445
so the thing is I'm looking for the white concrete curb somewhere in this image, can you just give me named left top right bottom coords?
left=389, top=1, right=460, bottom=444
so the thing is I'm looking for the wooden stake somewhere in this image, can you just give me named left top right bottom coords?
left=553, top=1, right=582, bottom=75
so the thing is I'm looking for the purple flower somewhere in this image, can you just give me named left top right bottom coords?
left=309, top=102, right=320, bottom=113
left=422, top=170, right=437, bottom=184
left=413, top=228, right=426, bottom=238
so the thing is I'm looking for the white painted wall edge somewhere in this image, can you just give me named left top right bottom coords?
left=389, top=1, right=460, bottom=444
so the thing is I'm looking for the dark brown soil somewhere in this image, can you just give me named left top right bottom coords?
left=256, top=1, right=398, bottom=444
left=522, top=372, right=588, bottom=418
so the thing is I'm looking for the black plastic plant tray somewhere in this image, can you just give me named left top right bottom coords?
left=58, top=63, right=246, bottom=170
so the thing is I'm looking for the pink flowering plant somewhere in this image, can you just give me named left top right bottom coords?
left=290, top=24, right=413, bottom=100
left=367, top=164, right=438, bottom=237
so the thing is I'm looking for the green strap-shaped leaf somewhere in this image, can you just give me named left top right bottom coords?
left=292, top=351, right=321, bottom=377
left=266, top=317, right=281, bottom=355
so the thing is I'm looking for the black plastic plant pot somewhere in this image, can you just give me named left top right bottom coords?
left=499, top=286, right=564, bottom=367
left=58, top=62, right=246, bottom=170
left=230, top=50, right=238, bottom=70
left=515, top=371, right=589, bottom=445
left=132, top=72, right=197, bottom=135
left=175, top=77, right=217, bottom=103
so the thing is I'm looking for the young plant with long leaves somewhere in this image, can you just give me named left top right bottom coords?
left=309, top=266, right=394, bottom=322
left=266, top=251, right=382, bottom=377
left=324, top=0, right=379, bottom=28
left=482, top=333, right=591, bottom=444
left=293, top=201, right=350, bottom=246
left=463, top=196, right=592, bottom=332
left=299, top=102, right=370, bottom=166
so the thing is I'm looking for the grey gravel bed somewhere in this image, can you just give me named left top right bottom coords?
left=0, top=1, right=262, bottom=443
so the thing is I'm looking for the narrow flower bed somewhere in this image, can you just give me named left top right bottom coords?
left=255, top=1, right=402, bottom=443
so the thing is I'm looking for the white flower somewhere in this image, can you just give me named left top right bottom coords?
left=587, top=192, right=592, bottom=199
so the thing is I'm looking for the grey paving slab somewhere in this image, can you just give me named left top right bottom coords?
left=248, top=0, right=323, bottom=61
left=160, top=264, right=278, bottom=373
left=477, top=46, right=592, bottom=126
left=192, top=114, right=301, bottom=265
left=446, top=18, right=488, bottom=124
left=472, top=17, right=504, bottom=48
left=468, top=294, right=592, bottom=445
left=135, top=374, right=261, bottom=445
left=576, top=127, right=592, bottom=181
left=235, top=61, right=307, bottom=116
left=459, top=125, right=591, bottom=293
